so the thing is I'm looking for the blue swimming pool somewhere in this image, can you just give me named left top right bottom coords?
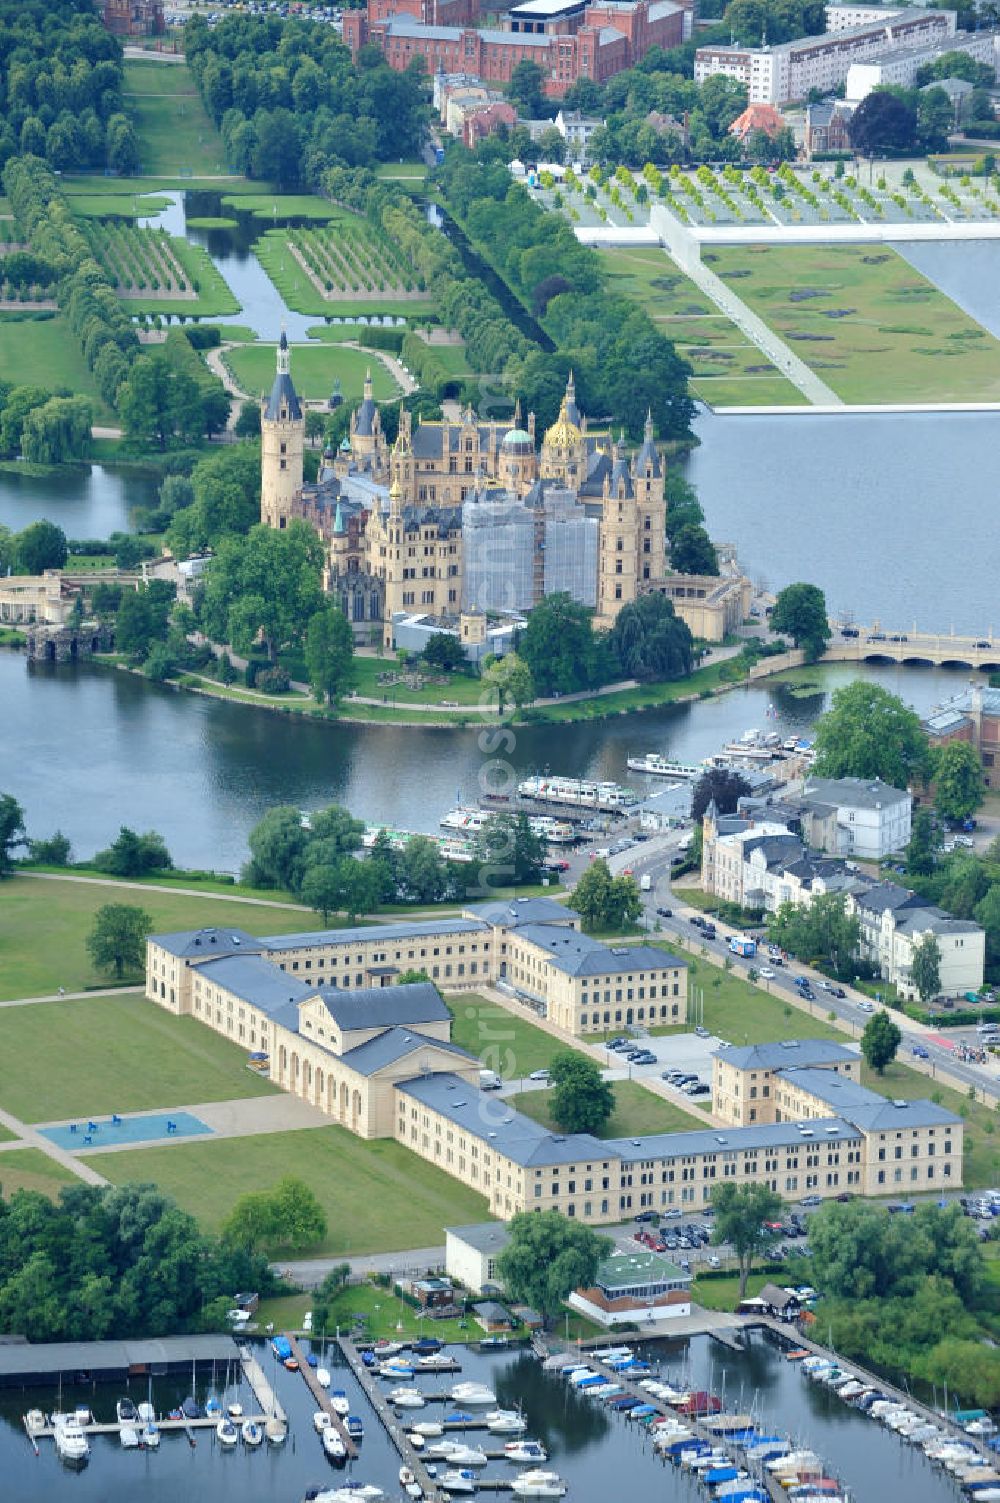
left=40, top=1110, right=212, bottom=1150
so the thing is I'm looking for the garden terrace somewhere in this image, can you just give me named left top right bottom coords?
left=254, top=217, right=435, bottom=318
left=81, top=221, right=238, bottom=318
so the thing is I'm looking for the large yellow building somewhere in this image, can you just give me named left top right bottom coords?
left=259, top=347, right=748, bottom=644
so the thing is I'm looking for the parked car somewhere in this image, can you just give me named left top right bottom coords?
left=662, top=1207, right=682, bottom=1220
left=707, top=1254, right=721, bottom=1268
left=694, top=1025, right=710, bottom=1039
left=528, top=1068, right=550, bottom=1082
left=911, top=1044, right=930, bottom=1059
left=635, top=1210, right=659, bottom=1223
left=759, top=967, right=775, bottom=979
left=800, top=1194, right=823, bottom=1208
left=656, top=906, right=673, bottom=918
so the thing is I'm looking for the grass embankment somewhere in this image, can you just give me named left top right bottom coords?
left=0, top=995, right=279, bottom=1122
left=446, top=996, right=581, bottom=1078
left=90, top=1127, right=490, bottom=1255
left=691, top=1271, right=769, bottom=1311
left=710, top=243, right=1000, bottom=403
left=598, top=245, right=804, bottom=409
left=0, top=873, right=318, bottom=1000
left=220, top=193, right=341, bottom=221
left=516, top=1080, right=704, bottom=1139
left=0, top=314, right=116, bottom=422
left=0, top=1149, right=79, bottom=1202
left=224, top=342, right=401, bottom=404
left=71, top=193, right=172, bottom=219
left=123, top=58, right=230, bottom=178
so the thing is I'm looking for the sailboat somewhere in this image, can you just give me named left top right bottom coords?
left=265, top=1340, right=287, bottom=1446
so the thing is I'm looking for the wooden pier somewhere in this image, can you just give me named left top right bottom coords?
left=339, top=1336, right=448, bottom=1502
left=239, top=1342, right=287, bottom=1426
left=25, top=1413, right=268, bottom=1441
left=286, top=1333, right=357, bottom=1459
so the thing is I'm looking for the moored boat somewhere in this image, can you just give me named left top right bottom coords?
left=53, top=1417, right=90, bottom=1467
left=626, top=753, right=701, bottom=779
left=216, top=1416, right=239, bottom=1448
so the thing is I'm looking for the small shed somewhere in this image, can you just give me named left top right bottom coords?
left=511, top=1304, right=543, bottom=1331
left=472, top=1300, right=516, bottom=1333
left=759, top=1282, right=801, bottom=1319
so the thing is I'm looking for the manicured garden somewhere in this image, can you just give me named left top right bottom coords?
left=0, top=873, right=315, bottom=1000
left=223, top=341, right=401, bottom=404
left=89, top=1127, right=491, bottom=1255
left=254, top=219, right=434, bottom=318
left=123, top=58, right=231, bottom=178
left=81, top=221, right=238, bottom=318
left=0, top=994, right=279, bottom=1122
left=0, top=1148, right=79, bottom=1202
left=709, top=243, right=1000, bottom=403
left=516, top=1079, right=703, bottom=1139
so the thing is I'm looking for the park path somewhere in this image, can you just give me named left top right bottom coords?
left=0, top=1104, right=107, bottom=1187
left=0, top=984, right=144, bottom=1010
left=18, top=870, right=312, bottom=910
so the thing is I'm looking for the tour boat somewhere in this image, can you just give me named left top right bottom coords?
left=450, top=1381, right=496, bottom=1406
left=265, top=1415, right=288, bottom=1446
left=314, top=1411, right=332, bottom=1433
left=317, top=1367, right=332, bottom=1389
left=487, top=1409, right=527, bottom=1434
left=626, top=752, right=701, bottom=779
left=441, top=806, right=489, bottom=833
left=217, top=1416, right=239, bottom=1448
left=506, top=1440, right=549, bottom=1464
left=53, top=1417, right=90, bottom=1466
left=242, top=1419, right=263, bottom=1447
left=323, top=1428, right=347, bottom=1462
left=389, top=1387, right=426, bottom=1409
left=119, top=1425, right=140, bottom=1449
left=330, top=1390, right=350, bottom=1416
left=440, top=1469, right=478, bottom=1494
left=517, top=775, right=638, bottom=810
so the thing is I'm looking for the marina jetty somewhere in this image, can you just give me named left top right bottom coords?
left=0, top=1335, right=241, bottom=1391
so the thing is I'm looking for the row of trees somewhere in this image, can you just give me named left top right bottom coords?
left=119, top=329, right=231, bottom=450
left=185, top=13, right=429, bottom=186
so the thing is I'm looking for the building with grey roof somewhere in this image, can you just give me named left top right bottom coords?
left=715, top=1039, right=858, bottom=1073
left=923, top=683, right=1000, bottom=793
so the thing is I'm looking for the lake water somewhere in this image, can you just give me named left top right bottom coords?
left=0, top=464, right=157, bottom=541
left=0, top=1334, right=956, bottom=1503
left=0, top=650, right=973, bottom=870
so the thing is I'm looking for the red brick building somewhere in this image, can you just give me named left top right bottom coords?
left=344, top=0, right=685, bottom=96
left=103, top=0, right=165, bottom=36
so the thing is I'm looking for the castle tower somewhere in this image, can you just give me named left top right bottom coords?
left=349, top=369, right=387, bottom=477
left=380, top=478, right=406, bottom=648
left=260, top=330, right=304, bottom=530
left=539, top=397, right=586, bottom=487
left=596, top=433, right=639, bottom=628
left=634, top=409, right=667, bottom=588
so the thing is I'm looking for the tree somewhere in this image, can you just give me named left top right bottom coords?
left=29, top=831, right=72, bottom=866
left=423, top=632, right=465, bottom=673
left=711, top=1181, right=784, bottom=1298
left=934, top=742, right=985, bottom=824
left=199, top=521, right=324, bottom=662
left=93, top=826, right=172, bottom=878
left=670, top=522, right=718, bottom=576
left=243, top=805, right=310, bottom=890
left=475, top=813, right=547, bottom=887
left=481, top=652, right=535, bottom=714
left=305, top=603, right=354, bottom=705
left=861, top=1008, right=902, bottom=1075
left=234, top=401, right=261, bottom=438
left=521, top=594, right=603, bottom=696
left=917, top=86, right=953, bottom=152
left=812, top=681, right=930, bottom=787
left=494, top=1210, right=612, bottom=1324
left=849, top=90, right=918, bottom=154
left=768, top=892, right=860, bottom=979
left=118, top=352, right=202, bottom=449
left=610, top=594, right=693, bottom=682
left=905, top=807, right=941, bottom=878
left=301, top=857, right=379, bottom=924
left=16, top=519, right=67, bottom=574
left=537, top=125, right=565, bottom=163
left=974, top=884, right=1000, bottom=974
left=691, top=767, right=752, bottom=823
left=300, top=863, right=345, bottom=926
left=572, top=858, right=642, bottom=932
left=222, top=1176, right=327, bottom=1253
left=911, top=932, right=941, bottom=1005
left=86, top=903, right=153, bottom=980
left=548, top=1051, right=615, bottom=1135
left=400, top=835, right=446, bottom=903
left=0, top=793, right=27, bottom=876
left=770, top=582, right=830, bottom=662
left=508, top=61, right=548, bottom=120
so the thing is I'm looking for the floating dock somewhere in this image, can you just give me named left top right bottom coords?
left=239, top=1342, right=287, bottom=1426
left=287, top=1333, right=357, bottom=1459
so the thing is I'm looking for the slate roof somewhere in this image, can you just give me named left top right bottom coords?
left=264, top=335, right=302, bottom=422
left=803, top=776, right=910, bottom=811
left=446, top=1222, right=512, bottom=1254
left=340, top=1026, right=475, bottom=1076
left=465, top=897, right=579, bottom=929
left=512, top=925, right=684, bottom=978
left=194, top=953, right=313, bottom=1011
left=611, top=1116, right=862, bottom=1161
left=396, top=1073, right=611, bottom=1166
left=853, top=883, right=923, bottom=917
left=261, top=917, right=487, bottom=950
left=152, top=927, right=263, bottom=960
left=319, top=981, right=451, bottom=1033
left=715, top=1040, right=858, bottom=1071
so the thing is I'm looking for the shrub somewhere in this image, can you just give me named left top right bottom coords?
left=256, top=666, right=291, bottom=694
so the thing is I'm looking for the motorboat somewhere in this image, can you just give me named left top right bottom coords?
left=487, top=1409, right=526, bottom=1434
left=506, top=1440, right=549, bottom=1464
left=330, top=1390, right=350, bottom=1416
left=315, top=1411, right=333, bottom=1432
left=408, top=1432, right=425, bottom=1451
left=54, top=1417, right=90, bottom=1466
left=450, top=1382, right=496, bottom=1406
left=418, top=1352, right=456, bottom=1371
left=380, top=1359, right=417, bottom=1379
left=346, top=1415, right=364, bottom=1441
left=120, top=1425, right=140, bottom=1449
left=411, top=1421, right=444, bottom=1437
left=317, top=1368, right=332, bottom=1389
left=117, top=1396, right=139, bottom=1425
left=242, top=1419, right=263, bottom=1447
left=389, top=1387, right=426, bottom=1408
left=511, top=1470, right=567, bottom=1498
left=426, top=1440, right=488, bottom=1465
left=227, top=1401, right=244, bottom=1418
left=265, top=1416, right=288, bottom=1446
left=141, top=1422, right=160, bottom=1449
left=25, top=1410, right=46, bottom=1432
left=372, top=1340, right=403, bottom=1357
left=400, top=1466, right=422, bottom=1499
left=323, top=1428, right=347, bottom=1462
left=74, top=1406, right=93, bottom=1425
left=968, top=1418, right=998, bottom=1436
left=138, top=1401, right=156, bottom=1424
left=217, top=1416, right=239, bottom=1447
left=205, top=1397, right=222, bottom=1415
left=182, top=1396, right=203, bottom=1420
left=440, top=1470, right=478, bottom=1494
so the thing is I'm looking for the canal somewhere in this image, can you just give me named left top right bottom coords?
left=0, top=1334, right=957, bottom=1503
left=0, top=649, right=973, bottom=870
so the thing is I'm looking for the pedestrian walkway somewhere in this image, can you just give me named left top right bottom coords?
left=0, top=983, right=144, bottom=1009
left=65, top=1093, right=329, bottom=1154
left=0, top=1104, right=107, bottom=1187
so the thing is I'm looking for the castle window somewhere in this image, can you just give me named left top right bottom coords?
left=280, top=459, right=286, bottom=470
left=280, top=442, right=286, bottom=455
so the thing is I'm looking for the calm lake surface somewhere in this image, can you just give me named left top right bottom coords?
left=0, top=650, right=973, bottom=870
left=0, top=1335, right=956, bottom=1503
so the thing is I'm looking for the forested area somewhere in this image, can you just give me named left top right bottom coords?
left=184, top=13, right=429, bottom=185
left=0, top=1182, right=274, bottom=1342
left=0, top=0, right=138, bottom=176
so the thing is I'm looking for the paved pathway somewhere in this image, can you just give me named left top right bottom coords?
left=18, top=870, right=311, bottom=910
left=0, top=1104, right=107, bottom=1187
left=0, top=984, right=144, bottom=1009
left=66, top=1092, right=329, bottom=1153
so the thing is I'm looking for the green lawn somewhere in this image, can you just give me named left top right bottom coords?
left=0, top=1149, right=79, bottom=1202
left=447, top=995, right=582, bottom=1078
left=351, top=656, right=487, bottom=707
left=224, top=342, right=401, bottom=404
left=709, top=243, right=1000, bottom=403
left=691, top=1271, right=768, bottom=1311
left=123, top=59, right=230, bottom=177
left=71, top=193, right=172, bottom=219
left=0, top=1125, right=17, bottom=1144
left=860, top=1058, right=998, bottom=1190
left=312, top=1281, right=509, bottom=1345
left=516, top=1079, right=703, bottom=1139
left=221, top=193, right=341, bottom=221
left=647, top=947, right=845, bottom=1047
left=0, top=995, right=279, bottom=1122
left=90, top=1127, right=491, bottom=1255
left=254, top=228, right=433, bottom=319
left=0, top=873, right=318, bottom=1000
left=598, top=245, right=803, bottom=409
left=0, top=315, right=116, bottom=422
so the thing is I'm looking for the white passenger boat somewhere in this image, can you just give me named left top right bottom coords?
left=626, top=753, right=701, bottom=779
left=517, top=775, right=638, bottom=811
left=54, top=1417, right=90, bottom=1466
left=511, top=1470, right=567, bottom=1498
left=450, top=1382, right=496, bottom=1406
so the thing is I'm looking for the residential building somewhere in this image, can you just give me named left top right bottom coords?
left=728, top=102, right=790, bottom=141
left=694, top=8, right=957, bottom=104
left=568, top=1250, right=692, bottom=1326
left=826, top=2, right=904, bottom=28
left=851, top=882, right=985, bottom=1000
left=845, top=27, right=997, bottom=97
left=446, top=1222, right=512, bottom=1292
left=800, top=776, right=912, bottom=859
left=260, top=349, right=750, bottom=644
left=0, top=571, right=79, bottom=626
left=555, top=108, right=606, bottom=157
left=924, top=684, right=1000, bottom=791
left=344, top=0, right=686, bottom=95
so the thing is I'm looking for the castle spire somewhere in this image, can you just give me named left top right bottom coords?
left=277, top=325, right=290, bottom=376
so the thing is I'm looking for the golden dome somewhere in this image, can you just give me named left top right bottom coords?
left=543, top=398, right=582, bottom=450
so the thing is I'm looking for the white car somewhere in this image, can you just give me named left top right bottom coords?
left=759, top=967, right=775, bottom=979
left=662, top=1208, right=682, bottom=1219
left=857, top=1000, right=875, bottom=1014
left=528, top=1068, right=550, bottom=1082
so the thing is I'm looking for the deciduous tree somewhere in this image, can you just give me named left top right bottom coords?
left=0, top=793, right=27, bottom=876
left=692, top=767, right=752, bottom=823
left=495, top=1210, right=612, bottom=1323
left=934, top=741, right=985, bottom=824
left=86, top=903, right=153, bottom=979
left=861, top=1008, right=902, bottom=1075
left=812, top=681, right=930, bottom=787
left=911, top=932, right=941, bottom=1004
left=572, top=858, right=642, bottom=932
left=475, top=813, right=547, bottom=887
left=16, top=519, right=67, bottom=574
left=305, top=603, right=354, bottom=705
left=711, top=1181, right=784, bottom=1298
left=481, top=652, right=534, bottom=714
left=548, top=1051, right=615, bottom=1135
left=770, top=581, right=830, bottom=662
left=610, top=593, right=693, bottom=681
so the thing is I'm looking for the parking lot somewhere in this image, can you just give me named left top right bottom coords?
left=599, top=1030, right=720, bottom=1099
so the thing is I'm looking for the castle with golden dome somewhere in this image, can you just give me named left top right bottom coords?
left=260, top=343, right=749, bottom=649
